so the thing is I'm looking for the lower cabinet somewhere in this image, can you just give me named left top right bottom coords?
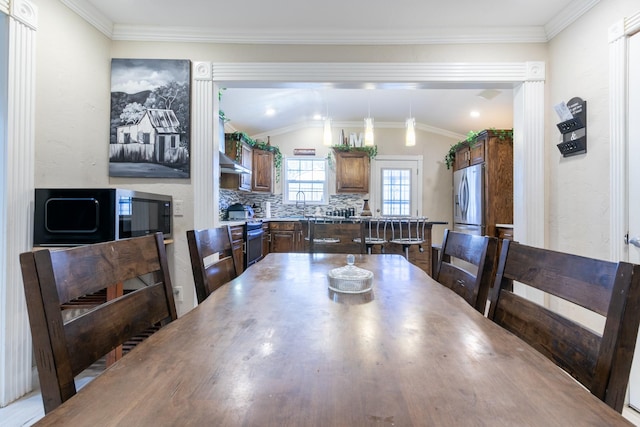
left=229, top=225, right=245, bottom=274
left=270, top=222, right=303, bottom=253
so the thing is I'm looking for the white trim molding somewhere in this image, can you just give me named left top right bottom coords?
left=191, top=61, right=546, bottom=247
left=9, top=0, right=36, bottom=30
left=609, top=11, right=640, bottom=263
left=191, top=61, right=217, bottom=230
left=1, top=0, right=37, bottom=407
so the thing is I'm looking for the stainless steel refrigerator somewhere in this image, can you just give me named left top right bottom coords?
left=453, top=163, right=484, bottom=236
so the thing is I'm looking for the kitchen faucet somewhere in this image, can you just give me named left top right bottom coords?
left=295, top=190, right=306, bottom=215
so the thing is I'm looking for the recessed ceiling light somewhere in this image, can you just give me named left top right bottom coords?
left=265, top=108, right=276, bottom=116
left=477, top=89, right=501, bottom=100
left=470, top=111, right=480, bottom=118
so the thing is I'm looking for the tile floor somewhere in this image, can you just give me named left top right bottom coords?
left=0, top=361, right=105, bottom=427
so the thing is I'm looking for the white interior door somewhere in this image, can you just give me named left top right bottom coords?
left=626, top=31, right=640, bottom=410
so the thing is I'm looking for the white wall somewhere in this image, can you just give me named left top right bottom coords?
left=547, top=0, right=640, bottom=259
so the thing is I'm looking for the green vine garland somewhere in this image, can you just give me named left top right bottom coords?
left=330, top=144, right=378, bottom=159
left=444, top=128, right=513, bottom=169
left=230, top=132, right=283, bottom=182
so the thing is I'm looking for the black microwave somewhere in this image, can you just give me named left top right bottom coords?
left=33, top=188, right=172, bottom=246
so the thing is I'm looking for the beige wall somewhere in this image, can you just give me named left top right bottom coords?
left=33, top=0, right=547, bottom=314
left=47, top=0, right=640, bottom=315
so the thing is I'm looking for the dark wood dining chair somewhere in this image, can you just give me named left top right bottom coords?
left=187, top=226, right=239, bottom=304
left=487, top=239, right=640, bottom=413
left=19, top=233, right=177, bottom=414
left=433, top=229, right=498, bottom=313
left=309, top=221, right=366, bottom=254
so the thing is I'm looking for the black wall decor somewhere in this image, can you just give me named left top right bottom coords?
left=556, top=97, right=587, bottom=157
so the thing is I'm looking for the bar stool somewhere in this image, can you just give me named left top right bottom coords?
left=389, top=217, right=427, bottom=259
left=355, top=218, right=389, bottom=254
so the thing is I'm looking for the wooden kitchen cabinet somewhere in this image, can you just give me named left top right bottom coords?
left=229, top=225, right=245, bottom=274
left=334, top=150, right=370, bottom=193
left=453, top=138, right=485, bottom=171
left=454, top=129, right=513, bottom=238
left=221, top=134, right=252, bottom=192
left=252, top=149, right=274, bottom=193
left=270, top=221, right=303, bottom=253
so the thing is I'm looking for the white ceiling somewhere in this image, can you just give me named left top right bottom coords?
left=62, top=0, right=599, bottom=137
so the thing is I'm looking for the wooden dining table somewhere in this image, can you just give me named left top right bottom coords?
left=35, top=253, right=632, bottom=426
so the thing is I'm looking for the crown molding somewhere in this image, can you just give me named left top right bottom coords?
left=544, top=0, right=600, bottom=40
left=111, top=25, right=548, bottom=44
left=62, top=0, right=600, bottom=44
left=60, top=0, right=113, bottom=38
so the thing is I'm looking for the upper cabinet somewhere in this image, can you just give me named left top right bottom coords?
left=221, top=133, right=275, bottom=193
left=453, top=138, right=486, bottom=171
left=221, top=134, right=252, bottom=191
left=252, top=149, right=274, bottom=193
left=334, top=150, right=370, bottom=194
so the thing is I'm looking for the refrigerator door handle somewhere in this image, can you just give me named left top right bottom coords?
left=461, top=172, right=469, bottom=220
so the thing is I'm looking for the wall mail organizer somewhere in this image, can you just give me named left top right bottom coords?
left=555, top=97, right=587, bottom=157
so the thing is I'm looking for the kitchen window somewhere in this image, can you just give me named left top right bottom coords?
left=284, top=157, right=328, bottom=205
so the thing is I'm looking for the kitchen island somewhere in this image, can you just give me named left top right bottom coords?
left=220, top=217, right=447, bottom=276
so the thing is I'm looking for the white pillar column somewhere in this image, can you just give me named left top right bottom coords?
left=1, top=0, right=37, bottom=406
left=192, top=62, right=217, bottom=229
left=512, top=63, right=545, bottom=248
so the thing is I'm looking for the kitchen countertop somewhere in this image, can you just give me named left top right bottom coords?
left=220, top=217, right=449, bottom=226
left=220, top=217, right=305, bottom=227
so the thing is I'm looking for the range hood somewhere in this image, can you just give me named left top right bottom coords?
left=219, top=151, right=251, bottom=175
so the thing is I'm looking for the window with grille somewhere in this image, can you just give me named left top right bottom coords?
left=381, top=168, right=412, bottom=216
left=284, top=157, right=328, bottom=205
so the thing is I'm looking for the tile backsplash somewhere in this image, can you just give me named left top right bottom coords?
left=219, top=189, right=369, bottom=220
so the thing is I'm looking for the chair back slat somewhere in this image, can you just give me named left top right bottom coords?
left=50, top=235, right=164, bottom=304
left=19, top=233, right=177, bottom=414
left=187, top=227, right=239, bottom=303
left=500, top=242, right=616, bottom=315
left=434, top=229, right=497, bottom=313
left=66, top=282, right=174, bottom=376
left=488, top=239, right=640, bottom=413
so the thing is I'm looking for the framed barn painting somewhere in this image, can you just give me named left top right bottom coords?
left=109, top=59, right=191, bottom=178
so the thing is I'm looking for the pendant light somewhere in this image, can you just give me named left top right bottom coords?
left=323, top=97, right=332, bottom=146
left=364, top=102, right=374, bottom=146
left=323, top=117, right=332, bottom=146
left=405, top=103, right=416, bottom=147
